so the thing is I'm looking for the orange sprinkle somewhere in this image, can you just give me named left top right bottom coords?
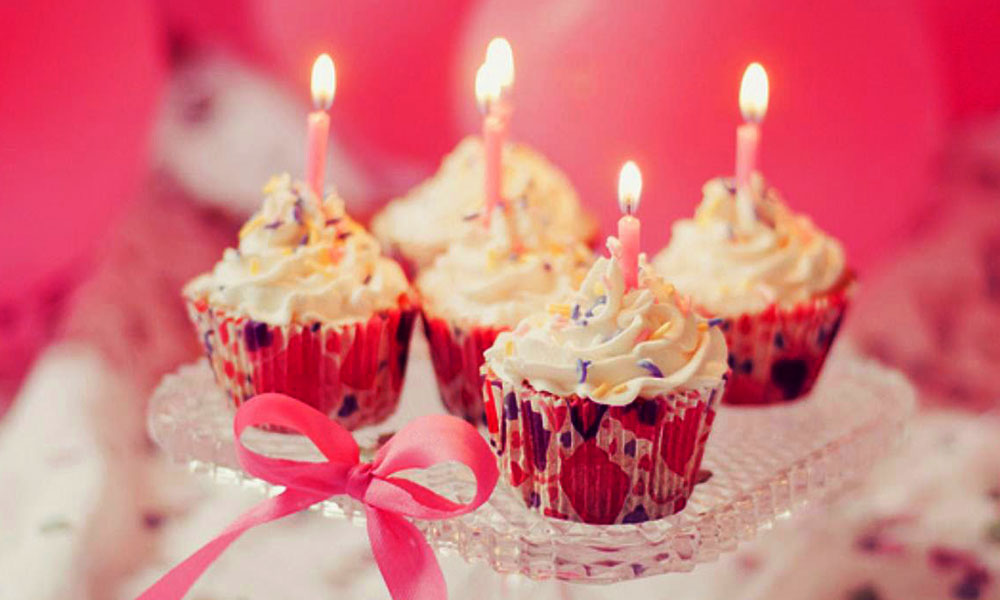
left=591, top=382, right=610, bottom=399
left=547, top=303, right=572, bottom=317
left=651, top=322, right=672, bottom=339
left=239, top=215, right=265, bottom=239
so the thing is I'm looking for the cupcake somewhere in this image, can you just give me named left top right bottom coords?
left=482, top=240, right=729, bottom=524
left=183, top=174, right=417, bottom=429
left=653, top=173, right=853, bottom=405
left=416, top=214, right=593, bottom=424
left=371, top=136, right=598, bottom=277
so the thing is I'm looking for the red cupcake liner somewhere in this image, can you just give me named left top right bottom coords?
left=184, top=295, right=418, bottom=430
left=718, top=285, right=852, bottom=405
left=422, top=312, right=505, bottom=424
left=483, top=373, right=725, bottom=524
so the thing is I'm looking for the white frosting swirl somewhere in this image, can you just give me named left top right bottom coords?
left=484, top=240, right=729, bottom=406
left=417, top=216, right=593, bottom=329
left=185, top=174, right=410, bottom=326
left=653, top=174, right=847, bottom=315
left=371, top=136, right=597, bottom=271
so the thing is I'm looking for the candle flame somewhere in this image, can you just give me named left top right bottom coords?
left=618, top=161, right=642, bottom=215
left=485, top=37, right=514, bottom=88
left=474, top=63, right=498, bottom=111
left=475, top=37, right=514, bottom=110
left=739, top=62, right=768, bottom=123
left=311, top=53, right=336, bottom=110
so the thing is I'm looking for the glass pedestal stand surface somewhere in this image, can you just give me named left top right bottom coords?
left=148, top=338, right=914, bottom=585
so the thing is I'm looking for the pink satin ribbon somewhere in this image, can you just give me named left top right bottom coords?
left=137, top=393, right=499, bottom=600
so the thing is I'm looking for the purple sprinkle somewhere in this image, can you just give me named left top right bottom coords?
left=363, top=273, right=373, bottom=285
left=707, top=317, right=724, bottom=327
left=337, top=231, right=352, bottom=240
left=264, top=220, right=283, bottom=229
left=299, top=234, right=309, bottom=246
left=202, top=330, right=214, bottom=356
left=571, top=304, right=581, bottom=320
left=576, top=358, right=592, bottom=384
left=142, top=512, right=165, bottom=529
left=723, top=178, right=737, bottom=194
left=638, top=359, right=663, bottom=378
left=293, top=198, right=304, bottom=224
left=543, top=262, right=552, bottom=272
left=325, top=217, right=342, bottom=226
left=585, top=295, right=608, bottom=318
left=462, top=212, right=480, bottom=221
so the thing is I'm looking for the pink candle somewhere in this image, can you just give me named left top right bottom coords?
left=306, top=111, right=329, bottom=199
left=306, top=54, right=336, bottom=201
left=734, top=121, right=760, bottom=189
left=482, top=108, right=506, bottom=227
left=734, top=62, right=769, bottom=226
left=617, top=161, right=643, bottom=289
left=476, top=38, right=515, bottom=228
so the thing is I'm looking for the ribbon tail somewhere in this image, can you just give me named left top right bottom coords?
left=366, top=506, right=447, bottom=600
left=136, top=488, right=322, bottom=600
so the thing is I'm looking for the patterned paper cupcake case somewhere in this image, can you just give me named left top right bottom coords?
left=718, top=282, right=853, bottom=406
left=422, top=312, right=506, bottom=424
left=185, top=295, right=418, bottom=430
left=483, top=373, right=725, bottom=525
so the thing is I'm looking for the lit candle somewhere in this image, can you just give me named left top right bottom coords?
left=617, top=160, right=643, bottom=289
left=306, top=53, right=336, bottom=201
left=476, top=37, right=514, bottom=228
left=735, top=62, right=769, bottom=227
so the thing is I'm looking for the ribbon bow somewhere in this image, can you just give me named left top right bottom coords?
left=138, top=393, right=499, bottom=600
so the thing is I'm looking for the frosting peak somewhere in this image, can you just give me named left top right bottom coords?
left=185, top=174, right=409, bottom=325
left=653, top=174, right=847, bottom=315
left=417, top=215, right=593, bottom=328
left=484, top=240, right=729, bottom=406
left=371, top=136, right=597, bottom=270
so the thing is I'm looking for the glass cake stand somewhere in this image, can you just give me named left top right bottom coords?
left=148, top=338, right=915, bottom=584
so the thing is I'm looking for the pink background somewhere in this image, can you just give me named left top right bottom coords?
left=4, top=0, right=1000, bottom=307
